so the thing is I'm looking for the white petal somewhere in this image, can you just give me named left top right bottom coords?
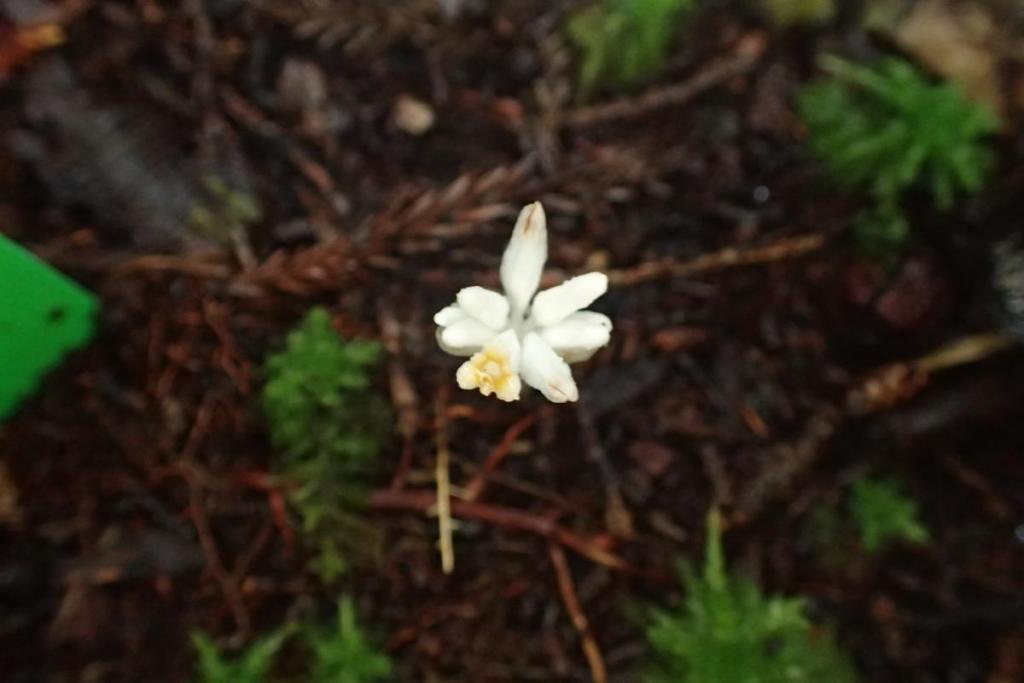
left=456, top=286, right=509, bottom=330
left=440, top=318, right=495, bottom=352
left=520, top=332, right=579, bottom=403
left=529, top=272, right=608, bottom=328
left=487, top=329, right=522, bottom=371
left=433, top=304, right=466, bottom=327
left=436, top=328, right=478, bottom=357
left=455, top=329, right=522, bottom=401
left=539, top=312, right=612, bottom=363
left=500, top=202, right=547, bottom=315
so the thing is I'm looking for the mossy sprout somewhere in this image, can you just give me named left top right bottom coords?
left=192, top=628, right=292, bottom=683
left=191, top=598, right=390, bottom=683
left=261, top=307, right=392, bottom=581
left=849, top=476, right=929, bottom=554
left=304, top=597, right=393, bottom=683
left=799, top=55, right=997, bottom=256
left=799, top=55, right=997, bottom=209
left=851, top=200, right=910, bottom=262
left=189, top=174, right=262, bottom=242
left=643, top=510, right=857, bottom=683
left=567, top=0, right=696, bottom=99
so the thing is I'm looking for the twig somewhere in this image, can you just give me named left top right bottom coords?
left=389, top=441, right=416, bottom=491
left=940, top=455, right=1014, bottom=522
left=231, top=518, right=274, bottom=584
left=463, top=412, right=539, bottom=501
left=186, top=472, right=251, bottom=641
left=379, top=307, right=421, bottom=490
left=455, top=455, right=572, bottom=508
left=234, top=469, right=296, bottom=552
left=202, top=298, right=250, bottom=395
left=737, top=332, right=1019, bottom=523
left=734, top=403, right=841, bottom=523
left=175, top=395, right=250, bottom=639
left=564, top=35, right=766, bottom=128
left=379, top=308, right=420, bottom=442
left=369, top=489, right=629, bottom=571
left=578, top=402, right=633, bottom=539
left=184, top=0, right=215, bottom=106
left=847, top=332, right=1018, bottom=417
left=912, top=331, right=1016, bottom=375
left=548, top=543, right=607, bottom=683
left=435, top=390, right=455, bottom=574
left=608, top=233, right=826, bottom=286
left=220, top=87, right=339, bottom=198
left=179, top=462, right=251, bottom=641
left=111, top=253, right=232, bottom=279
left=180, top=393, right=216, bottom=462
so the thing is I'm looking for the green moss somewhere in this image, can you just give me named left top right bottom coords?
left=305, top=598, right=393, bottom=683
left=567, top=0, right=696, bottom=99
left=849, top=477, right=929, bottom=554
left=644, top=511, right=857, bottom=683
left=189, top=175, right=262, bottom=242
left=261, top=308, right=391, bottom=581
left=799, top=56, right=997, bottom=210
left=192, top=628, right=291, bottom=683
left=192, top=598, right=390, bottom=683
left=852, top=200, right=910, bottom=263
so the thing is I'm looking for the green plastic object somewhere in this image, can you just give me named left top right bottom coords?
left=0, top=234, right=98, bottom=420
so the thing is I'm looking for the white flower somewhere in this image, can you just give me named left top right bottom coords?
left=434, top=202, right=612, bottom=403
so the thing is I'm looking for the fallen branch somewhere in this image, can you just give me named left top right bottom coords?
left=609, top=233, right=826, bottom=286
left=549, top=543, right=607, bottom=683
left=463, top=412, right=539, bottom=501
left=434, top=390, right=455, bottom=575
left=737, top=332, right=1020, bottom=523
left=369, top=489, right=628, bottom=571
left=564, top=34, right=766, bottom=128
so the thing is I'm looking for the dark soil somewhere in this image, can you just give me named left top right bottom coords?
left=2, top=1, right=1023, bottom=681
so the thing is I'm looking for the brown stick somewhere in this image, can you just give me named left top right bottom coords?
left=463, top=412, right=539, bottom=501
left=434, top=390, right=455, bottom=575
left=564, top=35, right=766, bottom=128
left=234, top=469, right=296, bottom=551
left=173, top=395, right=251, bottom=639
left=182, top=461, right=251, bottom=640
left=369, top=489, right=627, bottom=570
left=549, top=543, right=608, bottom=683
left=738, top=332, right=1020, bottom=524
left=111, top=253, right=232, bottom=279
left=608, top=233, right=826, bottom=286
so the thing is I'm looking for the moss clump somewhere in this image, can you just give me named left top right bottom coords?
left=567, top=0, right=696, bottom=99
left=849, top=476, right=929, bottom=554
left=644, top=511, right=858, bottom=683
left=261, top=308, right=391, bottom=581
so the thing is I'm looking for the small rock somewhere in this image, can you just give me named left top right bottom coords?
left=278, top=58, right=341, bottom=138
left=392, top=95, right=435, bottom=136
left=278, top=58, right=328, bottom=114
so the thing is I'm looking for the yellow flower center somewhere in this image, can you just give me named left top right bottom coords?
left=456, top=344, right=520, bottom=402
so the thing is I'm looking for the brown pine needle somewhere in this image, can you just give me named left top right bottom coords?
left=549, top=543, right=607, bottom=683
left=464, top=411, right=539, bottom=501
